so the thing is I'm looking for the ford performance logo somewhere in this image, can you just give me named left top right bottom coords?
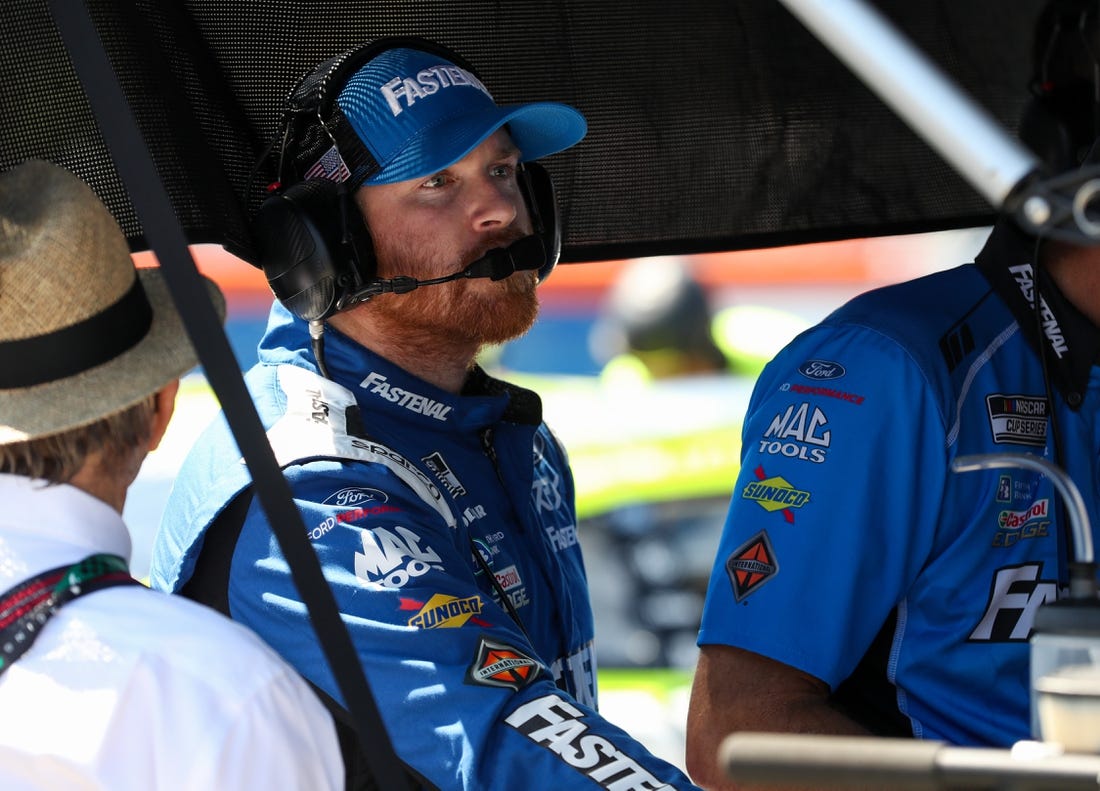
left=798, top=360, right=845, bottom=380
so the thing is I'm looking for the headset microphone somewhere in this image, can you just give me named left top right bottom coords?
left=463, top=234, right=546, bottom=279
left=336, top=234, right=546, bottom=309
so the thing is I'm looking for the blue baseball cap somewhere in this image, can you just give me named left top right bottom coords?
left=336, top=46, right=587, bottom=185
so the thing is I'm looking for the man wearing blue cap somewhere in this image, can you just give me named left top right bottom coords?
left=151, top=39, right=701, bottom=790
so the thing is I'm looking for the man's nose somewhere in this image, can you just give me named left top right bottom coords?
left=468, top=176, right=519, bottom=231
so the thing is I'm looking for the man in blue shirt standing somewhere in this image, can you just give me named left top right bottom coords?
left=687, top=3, right=1100, bottom=787
left=152, top=37, right=700, bottom=791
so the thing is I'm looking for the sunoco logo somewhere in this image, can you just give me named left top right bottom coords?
left=742, top=465, right=810, bottom=523
left=403, top=593, right=483, bottom=629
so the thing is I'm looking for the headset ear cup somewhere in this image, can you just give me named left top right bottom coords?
left=1019, top=94, right=1082, bottom=174
left=254, top=180, right=347, bottom=321
left=520, top=162, right=562, bottom=283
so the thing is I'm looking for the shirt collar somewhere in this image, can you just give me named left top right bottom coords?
left=262, top=302, right=544, bottom=428
left=976, top=219, right=1100, bottom=408
left=0, top=474, right=132, bottom=583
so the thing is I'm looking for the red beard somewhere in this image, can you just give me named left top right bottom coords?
left=368, top=233, right=541, bottom=347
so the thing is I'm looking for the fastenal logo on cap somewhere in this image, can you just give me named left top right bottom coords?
left=336, top=46, right=586, bottom=186
left=378, top=62, right=492, bottom=116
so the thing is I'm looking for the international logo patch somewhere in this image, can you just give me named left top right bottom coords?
left=466, top=637, right=541, bottom=690
left=726, top=530, right=779, bottom=602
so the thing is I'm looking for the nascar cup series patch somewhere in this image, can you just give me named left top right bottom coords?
left=985, top=393, right=1048, bottom=447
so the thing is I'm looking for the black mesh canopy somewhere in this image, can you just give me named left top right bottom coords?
left=2, top=0, right=1046, bottom=263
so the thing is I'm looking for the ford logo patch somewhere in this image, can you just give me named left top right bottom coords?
left=798, top=360, right=846, bottom=380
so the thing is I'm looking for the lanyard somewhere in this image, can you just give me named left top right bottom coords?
left=0, top=553, right=138, bottom=676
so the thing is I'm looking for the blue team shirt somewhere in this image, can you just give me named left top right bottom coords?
left=698, top=222, right=1100, bottom=747
left=152, top=302, right=698, bottom=790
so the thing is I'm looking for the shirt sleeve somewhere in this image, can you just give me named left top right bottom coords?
left=228, top=457, right=699, bottom=791
left=698, top=321, right=949, bottom=688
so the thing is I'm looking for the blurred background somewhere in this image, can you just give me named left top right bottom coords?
left=127, top=225, right=990, bottom=769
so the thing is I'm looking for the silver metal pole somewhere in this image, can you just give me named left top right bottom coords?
left=777, top=0, right=1040, bottom=209
left=722, top=732, right=1100, bottom=789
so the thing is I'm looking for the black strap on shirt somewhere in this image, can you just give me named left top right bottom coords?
left=0, top=553, right=138, bottom=676
left=47, top=9, right=414, bottom=787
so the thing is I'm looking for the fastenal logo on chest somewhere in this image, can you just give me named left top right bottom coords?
left=360, top=372, right=453, bottom=421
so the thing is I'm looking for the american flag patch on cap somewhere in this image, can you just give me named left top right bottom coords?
left=303, top=145, right=351, bottom=183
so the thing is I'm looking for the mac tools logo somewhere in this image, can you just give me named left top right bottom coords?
left=758, top=402, right=831, bottom=463
left=354, top=525, right=444, bottom=589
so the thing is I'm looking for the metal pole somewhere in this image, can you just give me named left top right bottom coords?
left=777, top=0, right=1040, bottom=209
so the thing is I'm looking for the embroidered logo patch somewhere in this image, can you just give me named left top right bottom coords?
left=797, top=360, right=845, bottom=380
left=422, top=451, right=467, bottom=497
left=726, top=530, right=779, bottom=602
left=465, top=636, right=541, bottom=691
left=742, top=465, right=811, bottom=523
left=400, top=593, right=486, bottom=629
left=985, top=393, right=1048, bottom=447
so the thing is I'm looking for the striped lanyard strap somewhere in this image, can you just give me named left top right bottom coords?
left=0, top=553, right=138, bottom=675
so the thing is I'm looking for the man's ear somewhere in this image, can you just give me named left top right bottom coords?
left=148, top=379, right=180, bottom=452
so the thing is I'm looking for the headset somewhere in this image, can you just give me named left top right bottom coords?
left=251, top=37, right=563, bottom=325
left=1019, top=0, right=1100, bottom=173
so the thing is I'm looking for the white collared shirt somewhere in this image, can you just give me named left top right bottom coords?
left=0, top=474, right=343, bottom=790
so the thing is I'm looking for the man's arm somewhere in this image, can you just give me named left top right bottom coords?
left=686, top=644, right=869, bottom=790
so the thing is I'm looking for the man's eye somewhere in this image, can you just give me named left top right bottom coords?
left=490, top=164, right=515, bottom=179
left=422, top=174, right=447, bottom=188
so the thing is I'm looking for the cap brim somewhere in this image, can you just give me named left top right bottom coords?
left=366, top=101, right=586, bottom=185
left=0, top=269, right=225, bottom=444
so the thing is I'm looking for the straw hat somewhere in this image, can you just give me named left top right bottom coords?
left=0, top=160, right=225, bottom=443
